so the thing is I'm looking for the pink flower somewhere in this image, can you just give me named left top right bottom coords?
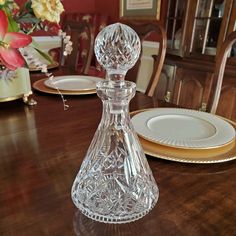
left=0, top=10, right=32, bottom=70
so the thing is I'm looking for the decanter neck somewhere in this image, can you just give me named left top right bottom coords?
left=107, top=73, right=126, bottom=82
left=96, top=80, right=136, bottom=126
left=101, top=101, right=130, bottom=128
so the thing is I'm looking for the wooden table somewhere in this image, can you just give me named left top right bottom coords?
left=0, top=69, right=236, bottom=236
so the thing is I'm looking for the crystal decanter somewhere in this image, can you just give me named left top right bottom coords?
left=71, top=23, right=159, bottom=223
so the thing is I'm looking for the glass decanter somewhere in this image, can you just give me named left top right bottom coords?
left=71, top=23, right=159, bottom=224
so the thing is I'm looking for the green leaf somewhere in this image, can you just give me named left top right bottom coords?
left=7, top=15, right=19, bottom=32
left=24, top=0, right=34, bottom=15
left=17, top=16, right=40, bottom=24
left=30, top=40, right=53, bottom=64
left=25, top=0, right=32, bottom=10
left=3, top=8, right=19, bottom=32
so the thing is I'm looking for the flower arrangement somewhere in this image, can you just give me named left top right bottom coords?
left=0, top=0, right=72, bottom=78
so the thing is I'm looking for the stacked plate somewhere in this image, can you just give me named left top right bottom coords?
left=33, top=75, right=103, bottom=95
left=131, top=108, right=236, bottom=163
left=29, top=61, right=59, bottom=72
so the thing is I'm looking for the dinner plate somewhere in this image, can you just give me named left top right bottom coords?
left=44, top=75, right=103, bottom=91
left=139, top=135, right=236, bottom=164
left=29, top=61, right=59, bottom=72
left=33, top=79, right=97, bottom=95
left=131, top=108, right=235, bottom=149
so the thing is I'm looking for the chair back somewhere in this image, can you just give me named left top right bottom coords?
left=125, top=22, right=167, bottom=97
left=61, top=13, right=108, bottom=72
left=207, top=31, right=236, bottom=115
left=61, top=20, right=94, bottom=74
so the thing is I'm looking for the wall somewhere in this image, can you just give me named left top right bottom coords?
left=95, top=0, right=120, bottom=23
left=62, top=0, right=95, bottom=13
left=95, top=0, right=167, bottom=25
left=136, top=41, right=159, bottom=93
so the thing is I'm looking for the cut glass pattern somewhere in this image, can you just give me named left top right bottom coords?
left=94, top=23, right=141, bottom=76
left=71, top=23, right=159, bottom=223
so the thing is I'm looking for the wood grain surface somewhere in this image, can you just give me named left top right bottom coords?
left=0, top=68, right=235, bottom=236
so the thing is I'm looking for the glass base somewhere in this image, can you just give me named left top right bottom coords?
left=72, top=193, right=158, bottom=224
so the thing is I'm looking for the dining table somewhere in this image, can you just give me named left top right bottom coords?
left=0, top=66, right=236, bottom=236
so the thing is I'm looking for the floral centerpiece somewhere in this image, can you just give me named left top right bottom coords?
left=0, top=0, right=72, bottom=108
left=0, top=0, right=72, bottom=78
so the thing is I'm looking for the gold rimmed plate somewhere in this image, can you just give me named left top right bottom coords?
left=33, top=79, right=97, bottom=95
left=131, top=109, right=236, bottom=164
left=139, top=135, right=236, bottom=164
left=44, top=75, right=103, bottom=91
left=29, top=61, right=59, bottom=72
left=131, top=108, right=235, bottom=149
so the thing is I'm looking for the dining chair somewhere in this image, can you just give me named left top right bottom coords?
left=60, top=20, right=94, bottom=74
left=49, top=13, right=108, bottom=77
left=125, top=22, right=167, bottom=97
left=207, top=30, right=236, bottom=120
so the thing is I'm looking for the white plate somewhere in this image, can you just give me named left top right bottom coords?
left=44, top=75, right=103, bottom=91
left=131, top=108, right=235, bottom=149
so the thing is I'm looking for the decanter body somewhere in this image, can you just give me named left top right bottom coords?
left=71, top=23, right=159, bottom=223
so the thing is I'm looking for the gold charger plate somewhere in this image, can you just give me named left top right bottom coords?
left=33, top=78, right=97, bottom=95
left=131, top=109, right=236, bottom=164
left=29, top=61, right=59, bottom=72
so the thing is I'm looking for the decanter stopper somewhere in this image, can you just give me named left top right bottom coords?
left=71, top=23, right=159, bottom=224
left=94, top=23, right=141, bottom=80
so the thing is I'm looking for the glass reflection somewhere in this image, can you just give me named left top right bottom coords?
left=0, top=106, right=39, bottom=158
left=73, top=210, right=150, bottom=236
